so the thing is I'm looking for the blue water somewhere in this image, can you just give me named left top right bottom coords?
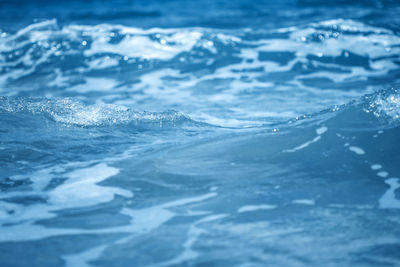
left=1, top=0, right=400, bottom=266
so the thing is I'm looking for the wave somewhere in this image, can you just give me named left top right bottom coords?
left=1, top=3, right=400, bottom=266
left=0, top=97, right=197, bottom=128
left=1, top=87, right=399, bottom=132
left=1, top=19, right=399, bottom=127
left=227, top=87, right=400, bottom=137
left=1, top=86, right=400, bottom=267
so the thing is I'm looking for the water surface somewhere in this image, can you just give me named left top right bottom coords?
left=1, top=1, right=400, bottom=266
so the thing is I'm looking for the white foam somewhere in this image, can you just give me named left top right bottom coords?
left=3, top=19, right=397, bottom=127
left=292, top=199, right=315, bottom=205
left=371, top=164, right=382, bottom=170
left=85, top=31, right=202, bottom=60
left=316, top=126, right=328, bottom=135
left=120, top=192, right=217, bottom=235
left=377, top=171, right=389, bottom=178
left=283, top=125, right=329, bottom=153
left=162, top=193, right=217, bottom=208
left=86, top=56, right=119, bottom=70
left=0, top=182, right=216, bottom=242
left=209, top=186, right=218, bottom=191
left=283, top=136, right=321, bottom=153
left=237, top=204, right=277, bottom=213
left=0, top=161, right=135, bottom=241
left=379, top=178, right=400, bottom=209
left=47, top=68, right=71, bottom=88
left=120, top=207, right=175, bottom=234
left=49, top=163, right=133, bottom=209
left=373, top=93, right=400, bottom=120
left=349, top=146, right=365, bottom=155
left=291, top=20, right=398, bottom=58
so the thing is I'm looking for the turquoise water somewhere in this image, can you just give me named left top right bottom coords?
left=1, top=1, right=400, bottom=266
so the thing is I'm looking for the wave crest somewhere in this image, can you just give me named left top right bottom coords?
left=0, top=97, right=192, bottom=127
left=363, top=88, right=400, bottom=122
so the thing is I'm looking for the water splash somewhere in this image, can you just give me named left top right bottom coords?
left=0, top=97, right=192, bottom=127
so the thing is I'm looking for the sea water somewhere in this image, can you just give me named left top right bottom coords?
left=1, top=0, right=400, bottom=266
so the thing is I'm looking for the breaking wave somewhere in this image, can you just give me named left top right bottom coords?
left=1, top=19, right=400, bottom=127
left=0, top=97, right=193, bottom=127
